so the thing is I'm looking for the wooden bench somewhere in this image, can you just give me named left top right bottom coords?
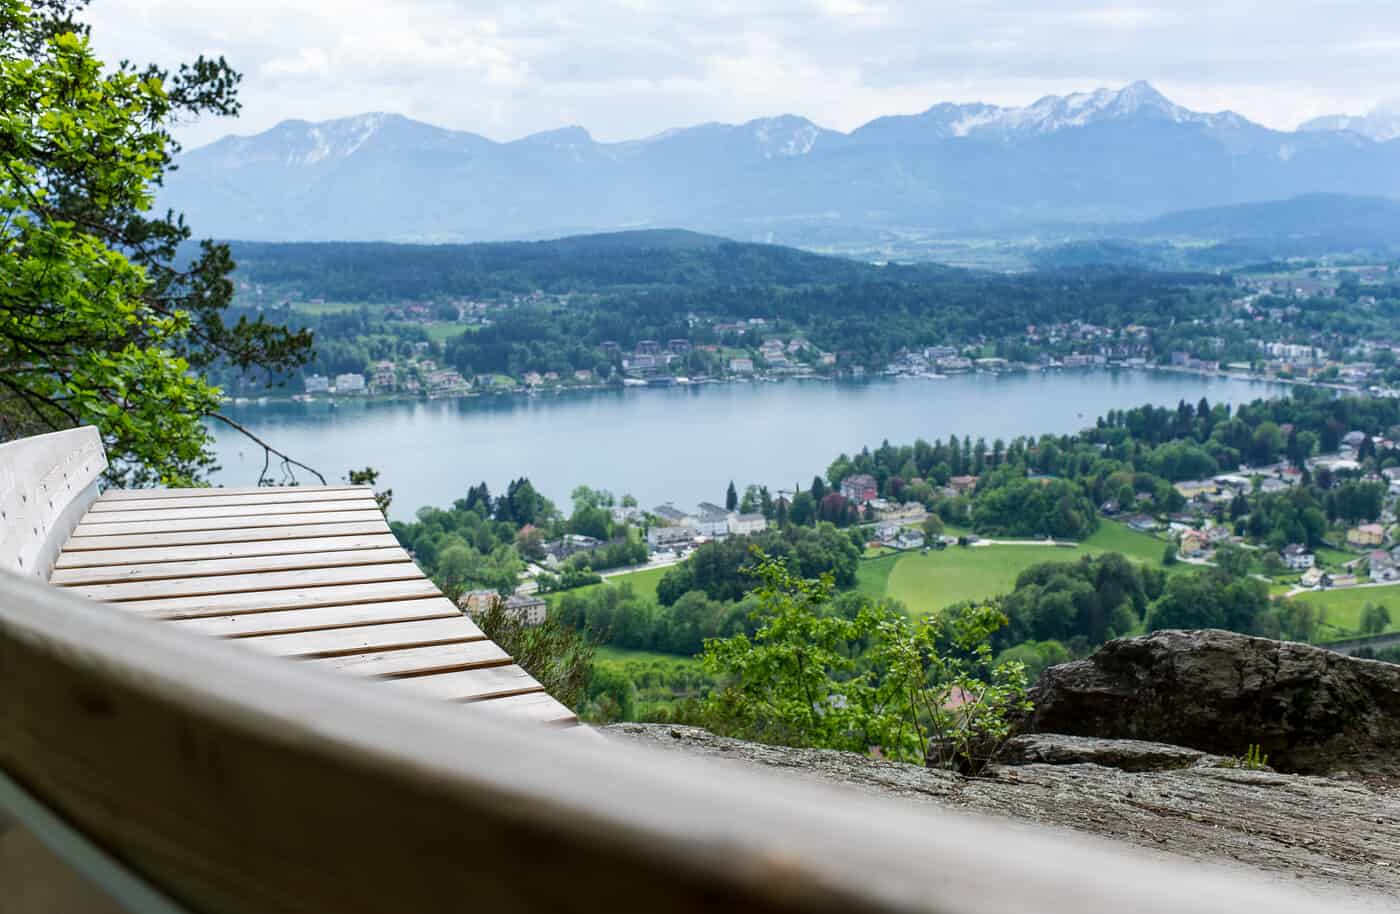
left=0, top=428, right=1357, bottom=913
left=6, top=428, right=573, bottom=724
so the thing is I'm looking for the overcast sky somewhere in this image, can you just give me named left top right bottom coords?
left=83, top=0, right=1400, bottom=149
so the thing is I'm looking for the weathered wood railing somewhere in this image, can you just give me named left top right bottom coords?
left=0, top=429, right=1372, bottom=912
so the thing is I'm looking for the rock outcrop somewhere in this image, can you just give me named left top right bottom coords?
left=997, top=733, right=1229, bottom=771
left=1026, top=629, right=1400, bottom=779
left=608, top=723, right=1400, bottom=907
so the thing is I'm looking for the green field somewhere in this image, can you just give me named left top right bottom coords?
left=1288, top=584, right=1400, bottom=638
left=1083, top=520, right=1171, bottom=564
left=857, top=520, right=1173, bottom=616
left=881, top=544, right=1090, bottom=615
left=543, top=564, right=668, bottom=605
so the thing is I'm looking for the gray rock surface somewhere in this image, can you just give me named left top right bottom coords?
left=1027, top=629, right=1400, bottom=779
left=608, top=723, right=1400, bottom=906
left=998, top=733, right=1229, bottom=770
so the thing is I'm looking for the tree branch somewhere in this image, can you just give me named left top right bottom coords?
left=208, top=412, right=326, bottom=485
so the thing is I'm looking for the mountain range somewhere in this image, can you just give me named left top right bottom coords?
left=162, top=82, right=1400, bottom=244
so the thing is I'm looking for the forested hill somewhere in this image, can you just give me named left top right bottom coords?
left=224, top=231, right=938, bottom=301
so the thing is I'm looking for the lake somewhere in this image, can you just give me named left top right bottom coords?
left=211, top=370, right=1285, bottom=521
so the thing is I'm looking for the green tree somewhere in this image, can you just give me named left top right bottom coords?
left=725, top=480, right=738, bottom=511
left=1213, top=542, right=1252, bottom=579
left=921, top=513, right=945, bottom=539
left=0, top=0, right=312, bottom=485
left=1361, top=602, right=1392, bottom=636
left=701, top=554, right=879, bottom=751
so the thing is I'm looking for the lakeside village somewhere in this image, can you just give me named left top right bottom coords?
left=226, top=264, right=1400, bottom=407
left=477, top=423, right=1400, bottom=629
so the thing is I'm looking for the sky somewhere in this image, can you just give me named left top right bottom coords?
left=82, top=0, right=1400, bottom=150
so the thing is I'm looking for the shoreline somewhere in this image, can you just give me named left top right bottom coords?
left=223, top=362, right=1303, bottom=411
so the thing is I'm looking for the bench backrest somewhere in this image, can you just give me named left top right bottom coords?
left=0, top=427, right=106, bottom=579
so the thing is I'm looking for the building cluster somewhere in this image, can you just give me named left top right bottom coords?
left=644, top=502, right=769, bottom=550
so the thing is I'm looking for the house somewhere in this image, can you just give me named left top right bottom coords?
left=574, top=369, right=594, bottom=382
left=1347, top=524, right=1386, bottom=548
left=694, top=507, right=732, bottom=538
left=874, top=522, right=903, bottom=544
left=1300, top=567, right=1330, bottom=589
left=1178, top=530, right=1208, bottom=558
left=839, top=474, right=879, bottom=504
left=610, top=505, right=642, bottom=525
left=728, top=513, right=767, bottom=536
left=646, top=525, right=692, bottom=549
left=1173, top=479, right=1217, bottom=499
left=652, top=504, right=693, bottom=526
left=371, top=362, right=397, bottom=392
left=896, top=531, right=926, bottom=550
left=948, top=475, right=979, bottom=496
left=1099, top=499, right=1120, bottom=516
left=303, top=374, right=330, bottom=394
left=728, top=358, right=754, bottom=374
left=1125, top=514, right=1160, bottom=533
left=1280, top=544, right=1315, bottom=571
left=1258, top=478, right=1287, bottom=494
left=1203, top=525, right=1233, bottom=545
left=502, top=594, right=548, bottom=626
left=1371, top=550, right=1400, bottom=583
left=1342, top=430, right=1368, bottom=449
left=458, top=589, right=499, bottom=614
left=333, top=372, right=366, bottom=394
left=1331, top=573, right=1360, bottom=588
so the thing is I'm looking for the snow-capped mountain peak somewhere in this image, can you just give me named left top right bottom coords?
left=749, top=115, right=822, bottom=157
left=910, top=81, right=1240, bottom=141
left=1300, top=100, right=1400, bottom=143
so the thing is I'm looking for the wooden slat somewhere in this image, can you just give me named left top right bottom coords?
left=310, top=641, right=510, bottom=679
left=113, top=580, right=441, bottom=620
left=385, top=665, right=543, bottom=702
left=71, top=510, right=387, bottom=538
left=172, top=598, right=462, bottom=638
left=473, top=691, right=579, bottom=725
left=50, top=547, right=412, bottom=587
left=65, top=563, right=424, bottom=604
left=90, top=488, right=376, bottom=513
left=237, top=617, right=484, bottom=658
left=75, top=499, right=377, bottom=523
left=52, top=535, right=402, bottom=569
left=95, top=485, right=366, bottom=501
left=57, top=522, right=389, bottom=551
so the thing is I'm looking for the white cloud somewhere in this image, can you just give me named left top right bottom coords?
left=77, top=0, right=1400, bottom=148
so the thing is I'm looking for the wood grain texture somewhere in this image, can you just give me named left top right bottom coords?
left=71, top=510, right=387, bottom=538
left=110, top=580, right=442, bottom=620
left=90, top=488, right=375, bottom=513
left=57, top=522, right=390, bottom=551
left=0, top=573, right=1347, bottom=914
left=0, top=427, right=106, bottom=579
left=50, top=547, right=411, bottom=587
left=237, top=617, right=485, bottom=658
left=94, top=485, right=366, bottom=501
left=385, top=664, right=543, bottom=702
left=310, top=641, right=510, bottom=679
left=65, top=563, right=424, bottom=604
left=76, top=499, right=378, bottom=523
left=53, top=535, right=402, bottom=569
left=170, top=597, right=463, bottom=638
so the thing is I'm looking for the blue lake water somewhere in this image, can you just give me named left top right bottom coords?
left=212, top=370, right=1285, bottom=521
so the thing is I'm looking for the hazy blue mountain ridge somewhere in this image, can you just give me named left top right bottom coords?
left=163, top=83, right=1400, bottom=243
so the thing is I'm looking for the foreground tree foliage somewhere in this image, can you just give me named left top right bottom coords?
left=0, top=0, right=310, bottom=484
left=473, top=596, right=593, bottom=710
left=700, top=551, right=1030, bottom=772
